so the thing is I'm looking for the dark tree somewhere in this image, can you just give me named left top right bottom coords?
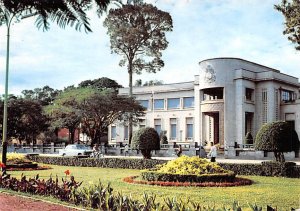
left=275, top=0, right=300, bottom=50
left=255, top=121, right=300, bottom=162
left=104, top=3, right=172, bottom=143
left=131, top=127, right=160, bottom=159
left=45, top=87, right=145, bottom=145
left=0, top=98, right=48, bottom=144
left=78, top=77, right=122, bottom=91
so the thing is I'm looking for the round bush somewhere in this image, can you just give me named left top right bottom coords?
left=141, top=156, right=236, bottom=183
left=131, top=127, right=160, bottom=159
left=255, top=121, right=300, bottom=162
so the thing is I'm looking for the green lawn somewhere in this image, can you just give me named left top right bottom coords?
left=7, top=164, right=300, bottom=209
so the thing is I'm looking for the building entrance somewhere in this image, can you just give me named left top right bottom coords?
left=203, top=112, right=220, bottom=145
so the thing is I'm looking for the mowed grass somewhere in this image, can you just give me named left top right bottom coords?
left=8, top=164, right=300, bottom=209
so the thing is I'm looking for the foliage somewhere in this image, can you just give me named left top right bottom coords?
left=0, top=173, right=82, bottom=202
left=78, top=77, right=122, bottom=92
left=275, top=0, right=300, bottom=50
left=156, top=156, right=231, bottom=175
left=104, top=2, right=172, bottom=142
left=28, top=155, right=166, bottom=169
left=0, top=0, right=111, bottom=32
left=21, top=86, right=60, bottom=106
left=3, top=153, right=30, bottom=164
left=245, top=132, right=253, bottom=144
left=140, top=156, right=235, bottom=183
left=219, top=162, right=300, bottom=178
left=131, top=127, right=160, bottom=159
left=159, top=130, right=168, bottom=144
left=255, top=121, right=300, bottom=162
left=45, top=87, right=144, bottom=145
left=0, top=98, right=48, bottom=144
left=124, top=175, right=252, bottom=187
left=135, top=79, right=164, bottom=87
left=8, top=164, right=300, bottom=208
left=104, top=3, right=173, bottom=82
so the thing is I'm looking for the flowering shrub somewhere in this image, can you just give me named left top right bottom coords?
left=141, top=156, right=236, bottom=183
left=0, top=153, right=30, bottom=164
left=156, top=155, right=231, bottom=175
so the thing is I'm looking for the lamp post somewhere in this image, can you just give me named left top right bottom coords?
left=1, top=13, right=14, bottom=173
left=1, top=12, right=35, bottom=173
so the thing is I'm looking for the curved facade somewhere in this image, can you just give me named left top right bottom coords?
left=195, top=58, right=300, bottom=150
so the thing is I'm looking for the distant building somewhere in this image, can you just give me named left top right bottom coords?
left=108, top=58, right=300, bottom=158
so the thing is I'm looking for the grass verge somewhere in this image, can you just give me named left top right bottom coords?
left=7, top=163, right=300, bottom=209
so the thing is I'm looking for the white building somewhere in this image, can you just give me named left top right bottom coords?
left=108, top=58, right=300, bottom=157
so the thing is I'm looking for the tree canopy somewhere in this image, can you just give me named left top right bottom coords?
left=45, top=87, right=145, bottom=145
left=275, top=0, right=300, bottom=50
left=103, top=3, right=172, bottom=95
left=0, top=0, right=111, bottom=32
left=0, top=98, right=48, bottom=144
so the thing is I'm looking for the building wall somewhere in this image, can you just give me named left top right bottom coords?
left=109, top=58, right=300, bottom=153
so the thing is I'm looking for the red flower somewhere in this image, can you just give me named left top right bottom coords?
left=64, top=170, right=70, bottom=176
left=0, top=162, right=6, bottom=168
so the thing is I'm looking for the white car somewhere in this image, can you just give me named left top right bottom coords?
left=58, top=144, right=93, bottom=156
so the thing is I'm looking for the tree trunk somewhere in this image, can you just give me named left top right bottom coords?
left=128, top=61, right=133, bottom=145
left=274, top=151, right=285, bottom=163
left=69, top=127, right=75, bottom=144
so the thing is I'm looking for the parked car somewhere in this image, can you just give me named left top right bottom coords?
left=58, top=144, right=93, bottom=156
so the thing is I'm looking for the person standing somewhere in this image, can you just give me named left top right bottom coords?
left=207, top=142, right=217, bottom=162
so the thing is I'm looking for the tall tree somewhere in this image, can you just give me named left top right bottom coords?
left=275, top=0, right=300, bottom=50
left=44, top=89, right=82, bottom=144
left=45, top=87, right=145, bottom=145
left=104, top=3, right=172, bottom=143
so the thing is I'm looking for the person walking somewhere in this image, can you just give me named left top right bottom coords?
left=207, top=142, right=217, bottom=162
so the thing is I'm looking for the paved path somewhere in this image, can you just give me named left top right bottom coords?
left=0, top=192, right=80, bottom=211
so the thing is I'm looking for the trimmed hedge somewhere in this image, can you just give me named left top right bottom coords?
left=28, top=156, right=166, bottom=169
left=27, top=156, right=300, bottom=178
left=219, top=161, right=300, bottom=178
left=141, top=170, right=236, bottom=183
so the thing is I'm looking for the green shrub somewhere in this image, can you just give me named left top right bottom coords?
left=28, top=156, right=166, bottom=169
left=255, top=121, right=300, bottom=162
left=141, top=170, right=236, bottom=183
left=141, top=156, right=236, bottom=183
left=131, top=127, right=160, bottom=159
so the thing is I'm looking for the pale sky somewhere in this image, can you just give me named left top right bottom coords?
left=0, top=0, right=299, bottom=95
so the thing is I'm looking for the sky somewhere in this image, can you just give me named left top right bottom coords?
left=0, top=0, right=299, bottom=95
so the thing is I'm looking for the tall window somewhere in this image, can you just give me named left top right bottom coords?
left=138, top=100, right=149, bottom=109
left=183, top=97, right=194, bottom=108
left=170, top=118, right=177, bottom=140
left=154, top=99, right=164, bottom=110
left=167, top=98, right=180, bottom=109
left=111, top=126, right=116, bottom=140
left=262, top=89, right=268, bottom=124
left=245, top=88, right=254, bottom=101
left=124, top=125, right=128, bottom=140
left=186, top=117, right=193, bottom=140
left=154, top=119, right=162, bottom=135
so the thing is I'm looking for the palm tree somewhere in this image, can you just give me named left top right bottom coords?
left=0, top=0, right=112, bottom=173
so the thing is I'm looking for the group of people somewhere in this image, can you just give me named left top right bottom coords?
left=174, top=142, right=218, bottom=162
